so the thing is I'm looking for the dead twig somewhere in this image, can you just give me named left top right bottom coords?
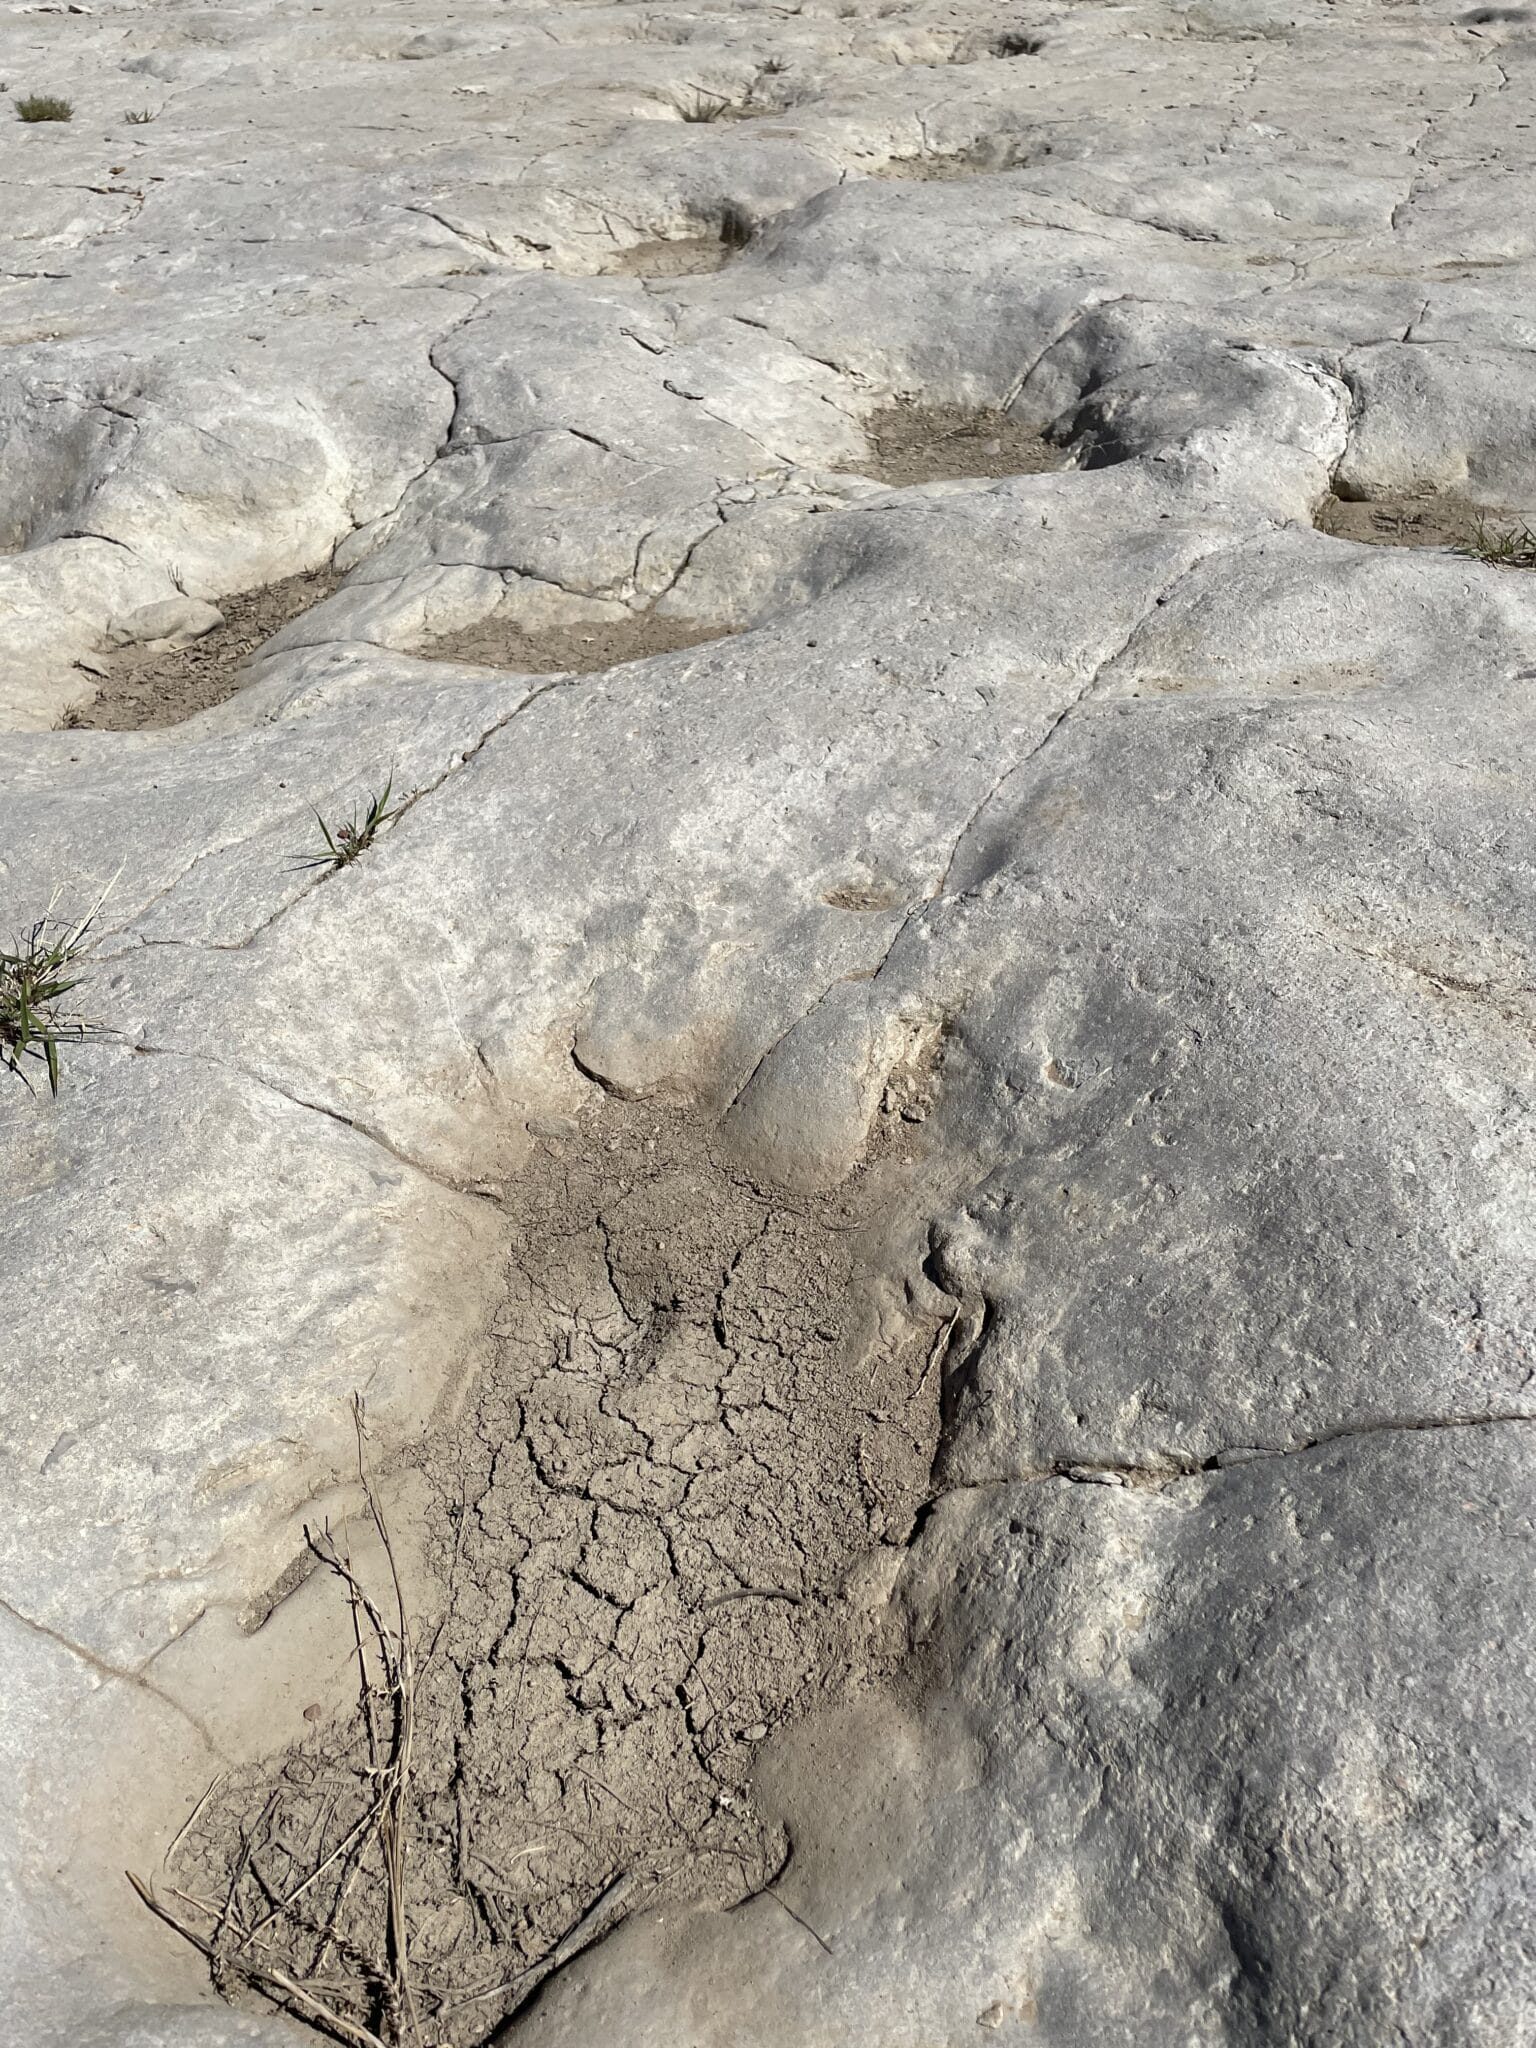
left=445, top=1870, right=635, bottom=2024
left=764, top=1883, right=834, bottom=1956
left=353, top=1394, right=421, bottom=2044
left=126, top=1873, right=391, bottom=2048
left=163, top=1771, right=226, bottom=1870
left=130, top=1395, right=422, bottom=2045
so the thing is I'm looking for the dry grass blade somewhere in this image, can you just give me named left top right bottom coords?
left=238, top=1792, right=386, bottom=1950
left=445, top=1870, right=635, bottom=2025
left=129, top=1396, right=423, bottom=2046
left=341, top=1394, right=420, bottom=2040
left=164, top=1774, right=227, bottom=1869
left=677, top=87, right=731, bottom=120
left=1459, top=517, right=1536, bottom=569
left=125, top=1873, right=391, bottom=2048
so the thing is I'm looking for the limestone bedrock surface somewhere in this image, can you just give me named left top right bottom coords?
left=2, top=0, right=1534, bottom=2041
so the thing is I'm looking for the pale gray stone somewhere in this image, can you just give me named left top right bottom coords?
left=105, top=599, right=224, bottom=651
left=3, top=0, right=1534, bottom=2040
left=525, top=1425, right=1536, bottom=2045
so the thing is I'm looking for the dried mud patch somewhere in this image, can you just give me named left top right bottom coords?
left=876, top=154, right=1013, bottom=181
left=873, top=139, right=1033, bottom=181
left=605, top=206, right=755, bottom=279
left=65, top=567, right=342, bottom=730
left=862, top=402, right=1064, bottom=487
left=173, top=1102, right=945, bottom=2044
left=422, top=610, right=731, bottom=675
left=607, top=235, right=734, bottom=278
left=1315, top=491, right=1496, bottom=551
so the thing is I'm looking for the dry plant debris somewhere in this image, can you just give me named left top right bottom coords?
left=136, top=1104, right=942, bottom=2045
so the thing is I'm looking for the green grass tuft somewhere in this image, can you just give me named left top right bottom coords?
left=1, top=903, right=102, bottom=1096
left=297, top=777, right=407, bottom=872
left=1458, top=517, right=1536, bottom=569
left=678, top=90, right=731, bottom=121
left=15, top=92, right=73, bottom=122
left=125, top=107, right=157, bottom=125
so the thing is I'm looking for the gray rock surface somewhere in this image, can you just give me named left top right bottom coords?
left=2, top=0, right=1533, bottom=2041
left=524, top=1423, right=1536, bottom=2046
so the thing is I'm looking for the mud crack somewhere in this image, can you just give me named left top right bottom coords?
left=176, top=1101, right=944, bottom=2043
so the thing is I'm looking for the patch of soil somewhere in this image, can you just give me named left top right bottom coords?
left=822, top=879, right=908, bottom=912
left=174, top=1100, right=946, bottom=2045
left=876, top=150, right=1024, bottom=180
left=607, top=206, right=754, bottom=279
left=1315, top=492, right=1488, bottom=550
left=609, top=235, right=734, bottom=278
left=65, top=567, right=341, bottom=731
left=423, top=610, right=730, bottom=674
left=862, top=402, right=1064, bottom=488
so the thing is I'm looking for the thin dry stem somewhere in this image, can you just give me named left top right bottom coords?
left=130, top=1396, right=422, bottom=2046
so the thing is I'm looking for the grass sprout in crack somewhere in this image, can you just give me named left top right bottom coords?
left=1, top=886, right=112, bottom=1096
left=298, top=778, right=407, bottom=873
left=15, top=92, right=72, bottom=121
left=677, top=89, right=732, bottom=121
left=992, top=30, right=1045, bottom=55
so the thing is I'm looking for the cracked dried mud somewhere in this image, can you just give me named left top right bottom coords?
left=178, top=1101, right=943, bottom=2040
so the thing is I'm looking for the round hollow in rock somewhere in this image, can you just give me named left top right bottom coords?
left=64, top=568, right=342, bottom=731
left=1314, top=491, right=1521, bottom=555
left=608, top=236, right=735, bottom=279
left=861, top=403, right=1065, bottom=488
left=421, top=611, right=732, bottom=675
left=607, top=205, right=754, bottom=279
